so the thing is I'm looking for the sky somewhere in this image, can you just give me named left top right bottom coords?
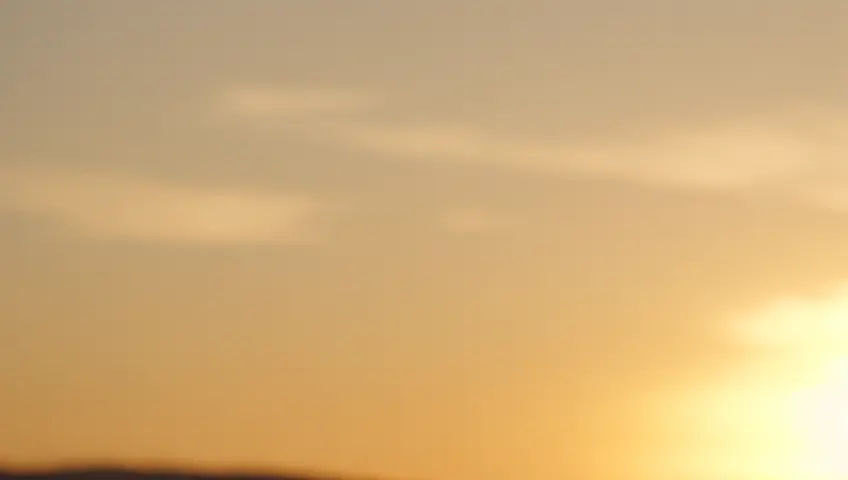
left=1, top=1, right=847, bottom=479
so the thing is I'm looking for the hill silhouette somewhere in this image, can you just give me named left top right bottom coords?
left=0, top=466, right=394, bottom=480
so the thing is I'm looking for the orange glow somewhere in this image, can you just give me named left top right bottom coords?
left=658, top=287, right=848, bottom=479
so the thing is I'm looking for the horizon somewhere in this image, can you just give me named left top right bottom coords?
left=0, top=464, right=379, bottom=479
left=2, top=1, right=846, bottom=479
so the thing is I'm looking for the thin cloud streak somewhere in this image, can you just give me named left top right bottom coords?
left=219, top=85, right=848, bottom=213
left=0, top=166, right=323, bottom=245
left=726, top=282, right=848, bottom=358
left=340, top=112, right=843, bottom=191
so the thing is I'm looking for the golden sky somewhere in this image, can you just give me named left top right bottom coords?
left=1, top=1, right=847, bottom=479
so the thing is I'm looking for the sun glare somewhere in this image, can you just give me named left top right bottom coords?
left=790, top=358, right=848, bottom=479
left=661, top=285, right=848, bottom=479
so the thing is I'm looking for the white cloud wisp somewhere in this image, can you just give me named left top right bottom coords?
left=0, top=166, right=323, bottom=246
left=218, top=85, right=848, bottom=214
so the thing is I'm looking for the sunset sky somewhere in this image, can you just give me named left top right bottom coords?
left=1, top=1, right=847, bottom=479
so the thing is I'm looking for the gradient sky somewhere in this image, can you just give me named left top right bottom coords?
left=1, top=1, right=847, bottom=479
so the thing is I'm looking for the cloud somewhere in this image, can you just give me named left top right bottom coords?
left=0, top=166, right=323, bottom=245
left=339, top=109, right=848, bottom=215
left=219, top=85, right=848, bottom=213
left=342, top=114, right=840, bottom=190
left=725, top=282, right=848, bottom=360
left=216, top=85, right=377, bottom=119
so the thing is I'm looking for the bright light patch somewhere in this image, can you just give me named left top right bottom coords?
left=659, top=283, right=848, bottom=479
left=791, top=358, right=848, bottom=479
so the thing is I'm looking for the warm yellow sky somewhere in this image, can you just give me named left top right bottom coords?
left=1, top=1, right=847, bottom=479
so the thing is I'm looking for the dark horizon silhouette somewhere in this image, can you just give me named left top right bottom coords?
left=0, top=465, right=398, bottom=480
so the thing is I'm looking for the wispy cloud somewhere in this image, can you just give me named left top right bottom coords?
left=341, top=113, right=840, bottom=191
left=726, top=282, right=848, bottom=358
left=217, top=85, right=848, bottom=213
left=216, top=85, right=378, bottom=119
left=0, top=166, right=323, bottom=245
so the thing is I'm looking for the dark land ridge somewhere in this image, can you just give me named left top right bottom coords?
left=0, top=466, right=397, bottom=480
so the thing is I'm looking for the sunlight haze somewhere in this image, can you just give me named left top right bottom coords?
left=1, top=1, right=846, bottom=479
